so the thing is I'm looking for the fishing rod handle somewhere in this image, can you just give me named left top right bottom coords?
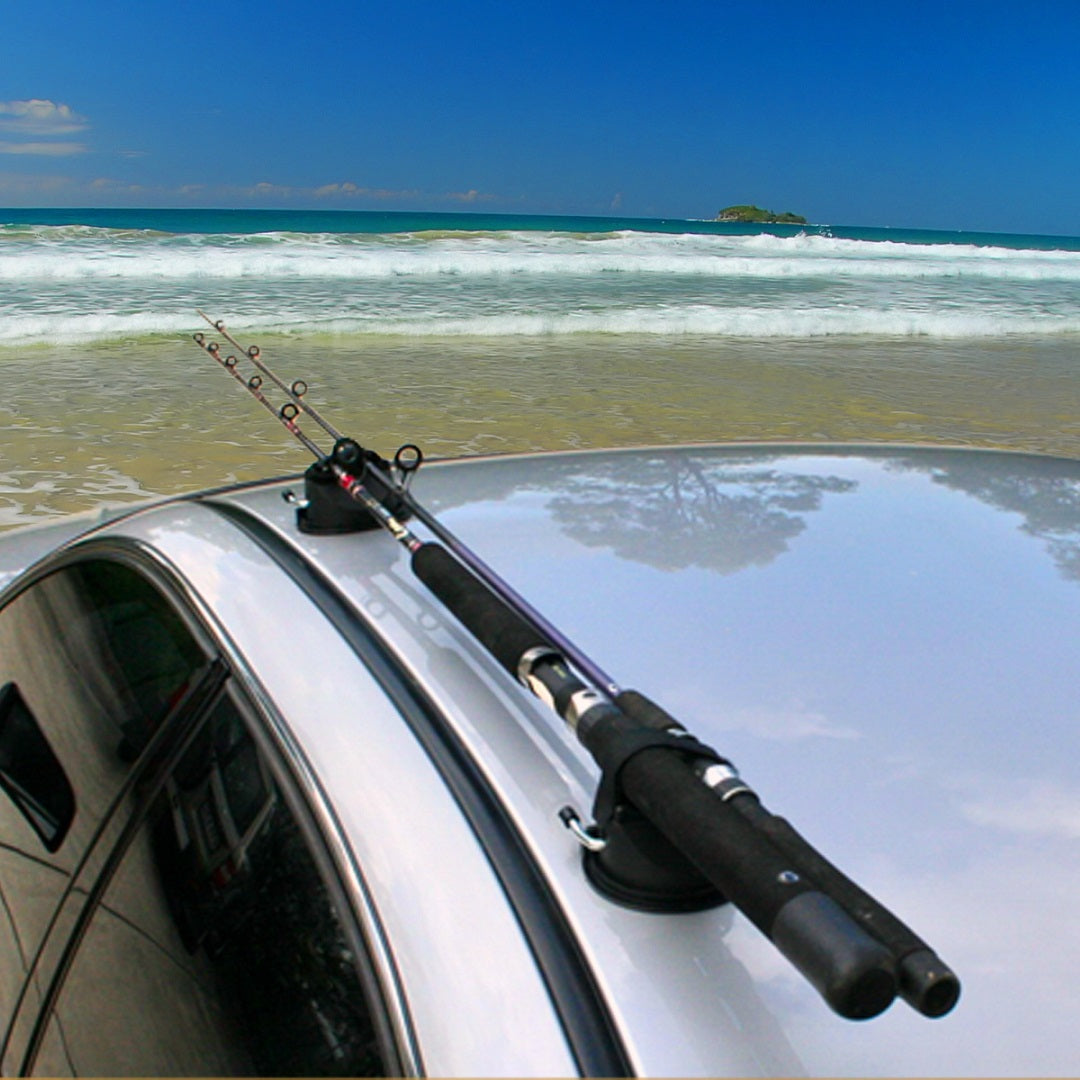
left=612, top=690, right=960, bottom=1018
left=651, top=785, right=900, bottom=1023
left=412, top=543, right=614, bottom=735
left=393, top=488, right=622, bottom=696
left=412, top=542, right=557, bottom=677
left=738, top=805, right=960, bottom=1017
left=578, top=712, right=897, bottom=1020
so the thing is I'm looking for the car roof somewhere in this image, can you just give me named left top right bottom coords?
left=8, top=443, right=1080, bottom=1076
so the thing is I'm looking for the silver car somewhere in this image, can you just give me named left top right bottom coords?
left=0, top=441, right=1076, bottom=1076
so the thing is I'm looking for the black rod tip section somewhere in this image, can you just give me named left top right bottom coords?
left=771, top=891, right=897, bottom=1020
left=897, top=949, right=961, bottom=1018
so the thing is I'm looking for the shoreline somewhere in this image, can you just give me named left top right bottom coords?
left=3, top=333, right=1077, bottom=529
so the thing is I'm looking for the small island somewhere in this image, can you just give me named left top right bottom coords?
left=716, top=204, right=807, bottom=224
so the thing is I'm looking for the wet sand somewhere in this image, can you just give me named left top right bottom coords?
left=2, top=333, right=1078, bottom=528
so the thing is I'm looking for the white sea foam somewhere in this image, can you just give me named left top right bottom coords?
left=3, top=225, right=1080, bottom=346
left=263, top=307, right=1080, bottom=339
left=4, top=227, right=1080, bottom=282
left=4, top=305, right=1078, bottom=346
left=0, top=312, right=200, bottom=345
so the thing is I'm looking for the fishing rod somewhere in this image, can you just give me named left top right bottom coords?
left=196, top=336, right=325, bottom=458
left=194, top=331, right=421, bottom=546
left=197, top=310, right=345, bottom=444
left=192, top=318, right=960, bottom=1023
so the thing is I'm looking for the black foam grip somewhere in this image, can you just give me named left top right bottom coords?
left=614, top=689, right=685, bottom=732
left=771, top=892, right=899, bottom=1020
left=615, top=745, right=897, bottom=1019
left=615, top=690, right=958, bottom=1018
left=731, top=801, right=960, bottom=1017
left=411, top=543, right=554, bottom=676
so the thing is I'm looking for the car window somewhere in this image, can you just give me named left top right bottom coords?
left=0, top=683, right=75, bottom=853
left=30, top=687, right=390, bottom=1077
left=214, top=703, right=270, bottom=837
left=0, top=558, right=208, bottom=1036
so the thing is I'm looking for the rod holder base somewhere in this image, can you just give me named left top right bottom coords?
left=297, top=454, right=411, bottom=535
left=582, top=804, right=726, bottom=913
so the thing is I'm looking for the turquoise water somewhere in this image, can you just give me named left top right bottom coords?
left=5, top=206, right=1080, bottom=249
left=1, top=207, right=1078, bottom=526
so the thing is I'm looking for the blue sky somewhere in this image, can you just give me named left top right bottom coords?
left=2, top=0, right=1079, bottom=234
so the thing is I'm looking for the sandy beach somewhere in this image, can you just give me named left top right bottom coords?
left=3, top=331, right=1077, bottom=529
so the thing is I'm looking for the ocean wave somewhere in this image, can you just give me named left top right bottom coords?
left=4, top=251, right=1080, bottom=283
left=5, top=224, right=1079, bottom=347
left=5, top=305, right=1079, bottom=347
left=313, top=307, right=1080, bottom=339
left=0, top=222, right=176, bottom=242
left=0, top=312, right=203, bottom=346
left=4, top=227, right=1080, bottom=283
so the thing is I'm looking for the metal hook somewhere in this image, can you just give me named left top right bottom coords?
left=558, top=807, right=607, bottom=852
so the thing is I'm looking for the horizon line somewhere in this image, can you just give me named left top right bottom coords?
left=2, top=205, right=1079, bottom=241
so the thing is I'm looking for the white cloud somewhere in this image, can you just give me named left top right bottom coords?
left=245, top=181, right=295, bottom=198
left=0, top=171, right=74, bottom=196
left=726, top=704, right=862, bottom=741
left=314, top=181, right=421, bottom=201
left=312, top=181, right=497, bottom=204
left=960, top=779, right=1080, bottom=840
left=0, top=173, right=514, bottom=209
left=0, top=99, right=89, bottom=155
left=89, top=178, right=147, bottom=195
left=0, top=140, right=87, bottom=156
left=0, top=99, right=88, bottom=135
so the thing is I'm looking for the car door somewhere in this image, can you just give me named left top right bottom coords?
left=0, top=551, right=400, bottom=1076
left=0, top=554, right=213, bottom=1071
